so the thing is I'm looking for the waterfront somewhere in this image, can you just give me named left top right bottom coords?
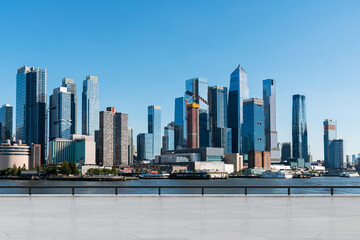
left=1, top=177, right=360, bottom=195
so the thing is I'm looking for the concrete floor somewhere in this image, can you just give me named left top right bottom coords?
left=0, top=196, right=359, bottom=239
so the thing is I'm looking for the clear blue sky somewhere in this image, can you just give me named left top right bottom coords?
left=1, top=0, right=360, bottom=161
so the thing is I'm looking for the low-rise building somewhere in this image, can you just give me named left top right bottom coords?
left=223, top=153, right=243, bottom=172
left=0, top=140, right=30, bottom=169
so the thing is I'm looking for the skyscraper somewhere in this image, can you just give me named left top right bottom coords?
left=98, top=107, right=128, bottom=167
left=186, top=103, right=199, bottom=149
left=0, top=104, right=13, bottom=142
left=281, top=142, right=292, bottom=161
left=148, top=105, right=161, bottom=157
left=49, top=87, right=72, bottom=141
left=16, top=66, right=47, bottom=164
left=323, top=119, right=337, bottom=168
left=82, top=75, right=99, bottom=136
left=208, top=86, right=232, bottom=153
left=243, top=98, right=270, bottom=169
left=137, top=133, right=154, bottom=161
left=174, top=97, right=186, bottom=149
left=185, top=77, right=209, bottom=148
left=263, top=79, right=280, bottom=162
left=228, top=65, right=249, bottom=154
left=162, top=122, right=175, bottom=152
left=329, top=139, right=345, bottom=169
left=62, top=78, right=77, bottom=134
left=128, top=127, right=134, bottom=165
left=292, top=94, right=308, bottom=163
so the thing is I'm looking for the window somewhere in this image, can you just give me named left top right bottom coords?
left=257, top=138, right=262, bottom=141
left=257, top=122, right=261, bottom=125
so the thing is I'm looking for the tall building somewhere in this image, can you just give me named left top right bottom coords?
left=174, top=97, right=186, bottom=149
left=281, top=142, right=292, bottom=161
left=62, top=78, right=77, bottom=134
left=185, top=77, right=209, bottom=148
left=137, top=133, right=154, bottom=161
left=329, top=139, right=345, bottom=169
left=16, top=66, right=47, bottom=164
left=263, top=79, right=280, bottom=162
left=0, top=104, right=13, bottom=142
left=292, top=94, right=308, bottom=163
left=162, top=122, right=175, bottom=152
left=98, top=107, right=128, bottom=167
left=323, top=119, right=337, bottom=168
left=128, top=127, right=134, bottom=165
left=82, top=75, right=99, bottom=136
left=228, top=65, right=249, bottom=154
left=49, top=87, right=72, bottom=141
left=29, top=144, right=41, bottom=169
left=243, top=98, right=270, bottom=169
left=148, top=105, right=161, bottom=157
left=186, top=103, right=199, bottom=149
left=208, top=86, right=232, bottom=153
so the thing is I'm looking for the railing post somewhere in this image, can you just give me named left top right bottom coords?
left=115, top=187, right=118, bottom=196
left=331, top=187, right=334, bottom=196
left=202, top=187, right=204, bottom=195
left=288, top=187, right=290, bottom=196
left=245, top=187, right=247, bottom=196
left=158, top=187, right=161, bottom=196
left=29, top=187, right=32, bottom=196
left=72, top=187, right=75, bottom=196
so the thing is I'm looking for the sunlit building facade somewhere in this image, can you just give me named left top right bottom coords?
left=292, top=94, right=308, bottom=162
left=82, top=75, right=99, bottom=136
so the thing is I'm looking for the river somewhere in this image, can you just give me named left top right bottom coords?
left=1, top=177, right=360, bottom=195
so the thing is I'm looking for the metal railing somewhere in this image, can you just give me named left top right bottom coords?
left=0, top=185, right=360, bottom=195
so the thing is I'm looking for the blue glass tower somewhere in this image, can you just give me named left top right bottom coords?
left=174, top=97, right=186, bottom=149
left=49, top=87, right=72, bottom=141
left=228, top=65, right=249, bottom=154
left=263, top=79, right=280, bottom=162
left=242, top=98, right=265, bottom=153
left=163, top=123, right=175, bottom=151
left=0, top=104, right=13, bottom=142
left=137, top=133, right=154, bottom=161
left=323, top=119, right=337, bottom=168
left=185, top=77, right=209, bottom=148
left=208, top=86, right=232, bottom=153
left=292, top=94, right=308, bottom=162
left=62, top=78, right=77, bottom=135
left=16, top=66, right=47, bottom=164
left=148, top=105, right=161, bottom=157
left=82, top=75, right=99, bottom=136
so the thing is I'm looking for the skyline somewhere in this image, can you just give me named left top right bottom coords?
left=1, top=0, right=360, bottom=161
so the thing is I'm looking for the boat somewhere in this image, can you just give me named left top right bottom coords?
left=139, top=173, right=170, bottom=179
left=339, top=172, right=360, bottom=177
left=260, top=170, right=293, bottom=179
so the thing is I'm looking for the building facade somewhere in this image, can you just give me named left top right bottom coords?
left=49, top=87, right=72, bottom=141
left=174, top=97, right=186, bottom=149
left=62, top=78, right=77, bottom=134
left=162, top=123, right=175, bottom=152
left=329, top=139, right=345, bottom=169
left=228, top=65, right=249, bottom=154
left=16, top=66, right=47, bottom=164
left=148, top=105, right=161, bottom=157
left=208, top=86, right=232, bottom=153
left=137, top=133, right=154, bottom=161
left=186, top=103, right=199, bottom=149
left=0, top=104, right=13, bottom=142
left=98, top=107, right=128, bottom=167
left=323, top=119, right=337, bottom=168
left=82, top=75, right=99, bottom=136
left=128, top=127, right=134, bottom=165
left=262, top=79, right=280, bottom=162
left=292, top=94, right=308, bottom=163
left=185, top=77, right=209, bottom=148
left=0, top=140, right=30, bottom=169
left=281, top=142, right=292, bottom=161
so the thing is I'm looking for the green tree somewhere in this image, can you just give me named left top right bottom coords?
left=69, top=161, right=79, bottom=175
left=60, top=161, right=71, bottom=175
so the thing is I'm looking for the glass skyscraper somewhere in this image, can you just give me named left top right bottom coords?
left=148, top=105, right=161, bottom=157
left=185, top=77, right=209, bottom=148
left=163, top=123, right=175, bottom=151
left=49, top=87, right=72, bottom=141
left=242, top=98, right=265, bottom=153
left=82, top=75, right=99, bottom=136
left=329, top=139, right=345, bottom=169
left=263, top=79, right=280, bottom=162
left=0, top=104, right=13, bottom=142
left=323, top=119, right=337, bottom=168
left=62, top=78, right=77, bottom=134
left=292, top=94, right=308, bottom=162
left=208, top=86, right=232, bottom=153
left=16, top=66, right=47, bottom=164
left=137, top=133, right=154, bottom=161
left=174, top=97, right=186, bottom=149
left=228, top=65, right=249, bottom=154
